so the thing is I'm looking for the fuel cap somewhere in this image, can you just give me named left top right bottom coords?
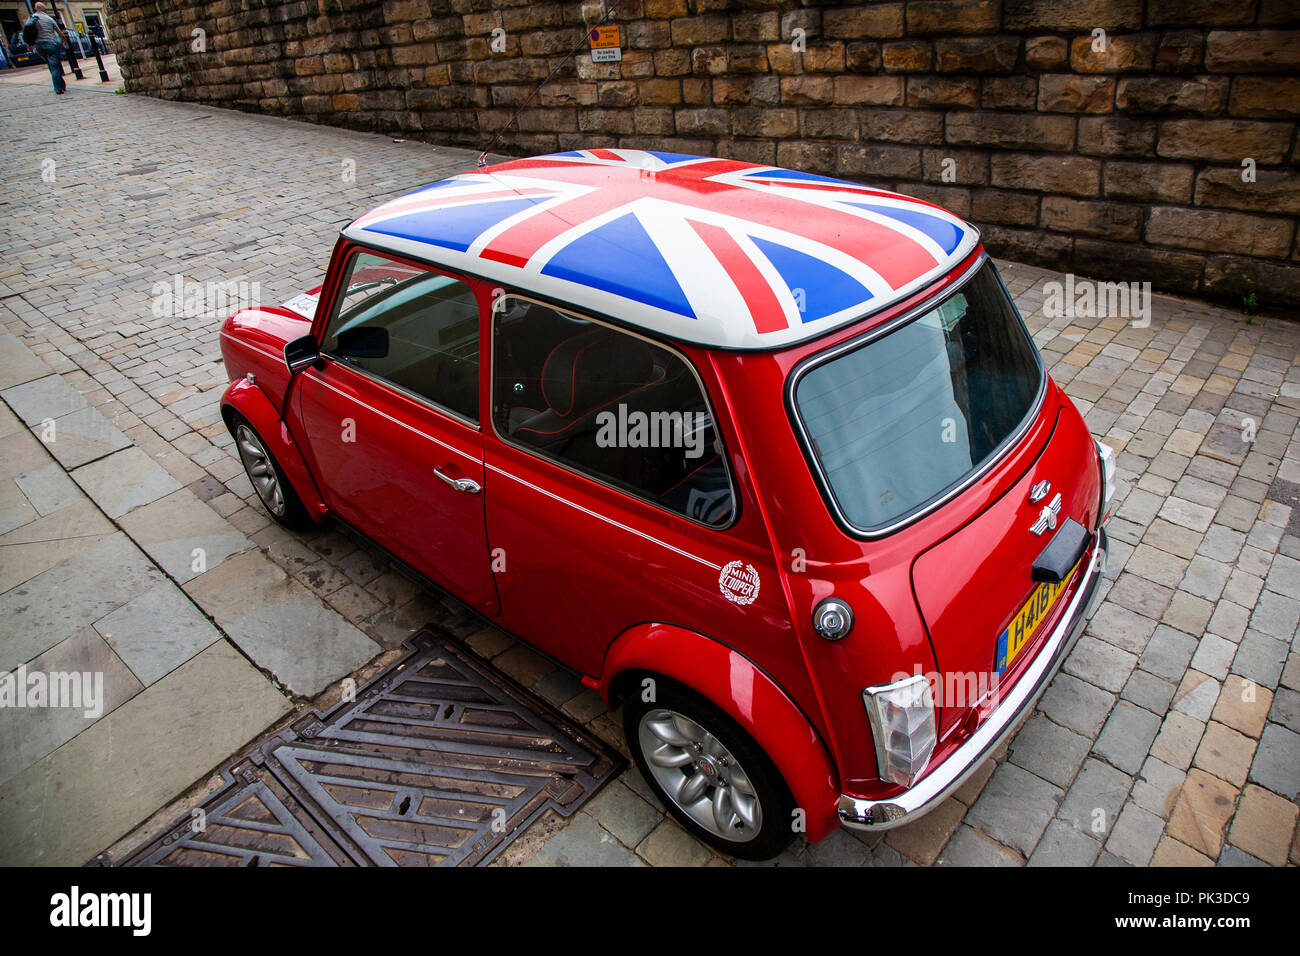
left=813, top=598, right=854, bottom=641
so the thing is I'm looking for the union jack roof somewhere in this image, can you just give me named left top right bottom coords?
left=341, top=149, right=980, bottom=351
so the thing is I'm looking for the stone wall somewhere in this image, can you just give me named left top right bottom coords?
left=102, top=0, right=1300, bottom=309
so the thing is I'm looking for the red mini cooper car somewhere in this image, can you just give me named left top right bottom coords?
left=219, top=149, right=1113, bottom=860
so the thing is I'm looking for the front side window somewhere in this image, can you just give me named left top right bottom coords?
left=492, top=297, right=735, bottom=527
left=322, top=250, right=480, bottom=422
left=793, top=260, right=1044, bottom=533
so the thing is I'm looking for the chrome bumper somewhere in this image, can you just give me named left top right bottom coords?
left=838, top=529, right=1108, bottom=830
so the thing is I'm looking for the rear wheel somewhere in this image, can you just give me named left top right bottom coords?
left=228, top=413, right=314, bottom=531
left=623, top=678, right=796, bottom=861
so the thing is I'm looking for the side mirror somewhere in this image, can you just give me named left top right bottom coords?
left=335, top=326, right=389, bottom=359
left=284, top=334, right=321, bottom=375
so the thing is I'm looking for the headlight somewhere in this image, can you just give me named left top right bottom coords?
left=1097, top=440, right=1116, bottom=526
left=863, top=674, right=937, bottom=788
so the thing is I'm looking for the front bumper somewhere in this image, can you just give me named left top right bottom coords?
left=837, top=528, right=1108, bottom=830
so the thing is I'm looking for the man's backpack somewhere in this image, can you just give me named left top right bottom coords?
left=21, top=18, right=39, bottom=46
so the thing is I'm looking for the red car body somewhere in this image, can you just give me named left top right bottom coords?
left=219, top=151, right=1111, bottom=854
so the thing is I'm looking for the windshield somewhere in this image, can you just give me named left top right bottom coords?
left=792, top=260, right=1044, bottom=533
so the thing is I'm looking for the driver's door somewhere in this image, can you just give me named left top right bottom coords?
left=293, top=247, right=498, bottom=615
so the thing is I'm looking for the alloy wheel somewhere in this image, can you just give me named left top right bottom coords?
left=637, top=708, right=763, bottom=842
left=235, top=424, right=286, bottom=517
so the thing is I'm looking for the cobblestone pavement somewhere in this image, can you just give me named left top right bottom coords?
left=2, top=74, right=1298, bottom=867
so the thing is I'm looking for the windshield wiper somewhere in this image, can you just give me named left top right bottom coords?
left=346, top=277, right=398, bottom=295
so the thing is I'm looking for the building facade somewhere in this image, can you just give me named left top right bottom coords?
left=1, top=0, right=110, bottom=50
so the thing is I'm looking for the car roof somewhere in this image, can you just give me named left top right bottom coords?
left=341, top=149, right=980, bottom=351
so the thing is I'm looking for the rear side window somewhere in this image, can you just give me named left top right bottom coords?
left=492, top=296, right=735, bottom=527
left=793, top=260, right=1043, bottom=533
left=322, top=251, right=480, bottom=422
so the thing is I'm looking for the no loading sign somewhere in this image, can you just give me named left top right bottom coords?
left=718, top=560, right=760, bottom=605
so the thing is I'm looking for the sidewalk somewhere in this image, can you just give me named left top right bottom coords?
left=0, top=53, right=121, bottom=92
left=2, top=69, right=1298, bottom=867
left=0, top=332, right=294, bottom=865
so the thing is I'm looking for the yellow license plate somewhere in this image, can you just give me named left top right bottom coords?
left=995, top=560, right=1080, bottom=674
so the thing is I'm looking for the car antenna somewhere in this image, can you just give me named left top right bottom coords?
left=477, top=1, right=622, bottom=169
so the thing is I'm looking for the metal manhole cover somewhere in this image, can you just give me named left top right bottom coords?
left=112, top=629, right=624, bottom=867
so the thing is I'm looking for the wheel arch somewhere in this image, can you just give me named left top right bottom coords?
left=599, top=622, right=841, bottom=842
left=221, top=377, right=327, bottom=522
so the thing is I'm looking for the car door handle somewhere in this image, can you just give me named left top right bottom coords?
left=433, top=466, right=481, bottom=494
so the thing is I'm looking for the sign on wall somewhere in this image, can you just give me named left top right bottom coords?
left=589, top=24, right=621, bottom=63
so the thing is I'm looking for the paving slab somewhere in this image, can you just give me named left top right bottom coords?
left=93, top=583, right=223, bottom=687
left=1167, top=769, right=1239, bottom=858
left=117, top=486, right=251, bottom=583
left=0, top=640, right=289, bottom=866
left=1248, top=723, right=1300, bottom=799
left=0, top=625, right=144, bottom=787
left=0, top=532, right=164, bottom=674
left=1009, top=713, right=1091, bottom=788
left=1058, top=757, right=1132, bottom=836
left=0, top=427, right=55, bottom=483
left=0, top=333, right=52, bottom=390
left=0, top=476, right=37, bottom=536
left=580, top=776, right=663, bottom=849
left=965, top=763, right=1063, bottom=857
left=935, top=826, right=1021, bottom=866
left=185, top=549, right=381, bottom=696
left=1093, top=701, right=1162, bottom=775
left=1, top=374, right=90, bottom=425
left=884, top=797, right=965, bottom=866
left=1131, top=756, right=1186, bottom=819
left=0, top=498, right=115, bottom=594
left=1227, top=784, right=1298, bottom=867
left=522, top=811, right=646, bottom=868
left=1038, top=672, right=1116, bottom=737
left=1106, top=802, right=1166, bottom=866
left=71, top=446, right=182, bottom=519
left=1028, top=820, right=1102, bottom=867
left=13, top=462, right=82, bottom=517
left=38, top=405, right=132, bottom=469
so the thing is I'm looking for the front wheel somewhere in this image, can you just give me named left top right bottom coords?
left=228, top=412, right=315, bottom=531
left=623, top=678, right=797, bottom=861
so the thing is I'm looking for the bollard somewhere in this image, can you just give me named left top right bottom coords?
left=88, top=34, right=109, bottom=82
left=63, top=34, right=84, bottom=80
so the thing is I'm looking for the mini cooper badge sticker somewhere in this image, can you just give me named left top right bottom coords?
left=719, top=560, right=761, bottom=606
left=1030, top=492, right=1063, bottom=536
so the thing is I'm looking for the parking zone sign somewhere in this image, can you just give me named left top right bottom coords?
left=590, top=25, right=621, bottom=62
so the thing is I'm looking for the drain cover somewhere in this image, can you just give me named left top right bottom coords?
left=114, top=629, right=623, bottom=866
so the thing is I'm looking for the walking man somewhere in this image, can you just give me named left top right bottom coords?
left=24, top=2, right=70, bottom=95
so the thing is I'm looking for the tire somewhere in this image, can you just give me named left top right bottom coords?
left=226, top=412, right=315, bottom=531
left=622, top=676, right=797, bottom=861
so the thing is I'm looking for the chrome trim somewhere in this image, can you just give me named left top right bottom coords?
left=813, top=598, right=854, bottom=641
left=433, top=466, right=481, bottom=494
left=316, top=247, right=482, bottom=430
left=786, top=253, right=1049, bottom=540
left=838, top=529, right=1109, bottom=830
